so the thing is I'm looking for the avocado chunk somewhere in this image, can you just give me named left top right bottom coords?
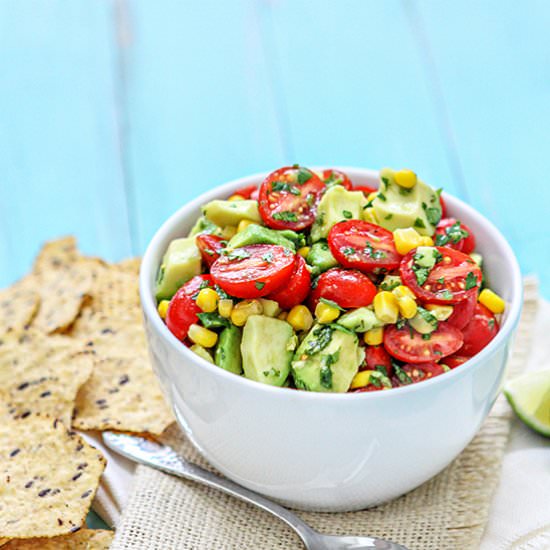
left=372, top=168, right=441, bottom=236
left=338, top=307, right=382, bottom=333
left=291, top=324, right=364, bottom=392
left=306, top=241, right=338, bottom=275
left=414, top=246, right=440, bottom=268
left=408, top=307, right=439, bottom=334
left=187, top=216, right=236, bottom=240
left=241, top=315, right=296, bottom=386
left=310, top=186, right=368, bottom=242
left=227, top=224, right=296, bottom=251
left=155, top=237, right=202, bottom=301
left=202, top=199, right=261, bottom=227
left=215, top=324, right=243, bottom=374
left=190, top=344, right=214, bottom=364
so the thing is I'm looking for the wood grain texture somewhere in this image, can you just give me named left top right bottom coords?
left=0, top=1, right=132, bottom=288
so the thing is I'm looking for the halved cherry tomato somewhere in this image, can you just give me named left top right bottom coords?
left=308, top=268, right=377, bottom=309
left=166, top=289, right=200, bottom=341
left=352, top=384, right=387, bottom=393
left=400, top=246, right=482, bottom=305
left=258, top=166, right=325, bottom=230
left=328, top=220, right=401, bottom=273
left=435, top=218, right=476, bottom=254
left=196, top=234, right=227, bottom=268
left=439, top=194, right=448, bottom=218
left=401, top=362, right=445, bottom=383
left=443, top=355, right=470, bottom=369
left=446, top=291, right=477, bottom=329
left=460, top=303, right=499, bottom=356
left=230, top=184, right=257, bottom=199
left=210, top=244, right=295, bottom=299
left=267, top=254, right=311, bottom=310
left=321, top=169, right=352, bottom=190
left=363, top=345, right=394, bottom=377
left=383, top=323, right=463, bottom=364
left=179, top=274, right=213, bottom=298
left=353, top=184, right=377, bottom=197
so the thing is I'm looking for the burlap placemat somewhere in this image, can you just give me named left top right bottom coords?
left=112, top=279, right=537, bottom=550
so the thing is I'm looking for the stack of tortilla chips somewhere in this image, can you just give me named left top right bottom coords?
left=0, top=237, right=174, bottom=548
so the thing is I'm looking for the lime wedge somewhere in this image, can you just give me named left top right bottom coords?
left=504, top=370, right=550, bottom=437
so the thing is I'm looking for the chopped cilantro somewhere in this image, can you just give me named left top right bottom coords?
left=380, top=177, right=390, bottom=188
left=375, top=365, right=388, bottom=377
left=255, top=281, right=265, bottom=290
left=435, top=220, right=468, bottom=246
left=263, top=368, right=281, bottom=378
left=384, top=213, right=393, bottom=220
left=319, top=297, right=345, bottom=311
left=197, top=312, right=230, bottom=329
left=373, top=249, right=387, bottom=260
left=342, top=210, right=353, bottom=219
left=320, top=350, right=339, bottom=389
left=394, top=365, right=413, bottom=385
left=423, top=203, right=442, bottom=226
left=414, top=217, right=426, bottom=229
left=488, top=318, right=495, bottom=330
left=396, top=318, right=407, bottom=329
left=381, top=279, right=400, bottom=291
left=271, top=181, right=301, bottom=195
left=342, top=246, right=356, bottom=256
left=370, top=371, right=392, bottom=389
left=439, top=289, right=453, bottom=300
left=377, top=192, right=387, bottom=201
left=262, top=252, right=274, bottom=263
left=417, top=306, right=438, bottom=329
left=273, top=211, right=298, bottom=222
left=297, top=167, right=313, bottom=185
left=422, top=333, right=431, bottom=340
left=223, top=248, right=251, bottom=261
left=412, top=264, right=431, bottom=286
left=465, top=271, right=478, bottom=290
left=214, top=285, right=230, bottom=300
left=305, top=325, right=333, bottom=356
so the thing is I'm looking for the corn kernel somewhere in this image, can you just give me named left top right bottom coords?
left=188, top=324, right=218, bottom=348
left=287, top=305, right=314, bottom=332
left=351, top=370, right=374, bottom=389
left=230, top=299, right=263, bottom=326
left=364, top=327, right=384, bottom=346
left=420, top=236, right=434, bottom=246
left=237, top=219, right=255, bottom=233
left=277, top=311, right=288, bottom=321
left=259, top=298, right=281, bottom=317
left=479, top=289, right=505, bottom=314
left=425, top=304, right=453, bottom=321
left=196, top=288, right=219, bottom=313
left=298, top=246, right=311, bottom=258
left=393, top=227, right=423, bottom=255
left=315, top=301, right=341, bottom=324
left=367, top=192, right=378, bottom=202
left=362, top=207, right=379, bottom=225
left=228, top=194, right=245, bottom=201
left=157, top=300, right=170, bottom=319
left=397, top=296, right=417, bottom=319
left=394, top=169, right=417, bottom=189
left=373, top=291, right=399, bottom=324
left=218, top=298, right=234, bottom=318
left=392, top=285, right=416, bottom=300
left=220, top=226, right=237, bottom=239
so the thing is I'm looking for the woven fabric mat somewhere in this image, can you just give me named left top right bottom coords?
left=111, top=279, right=538, bottom=550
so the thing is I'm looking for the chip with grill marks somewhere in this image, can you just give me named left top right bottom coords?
left=0, top=414, right=105, bottom=539
left=0, top=529, right=113, bottom=549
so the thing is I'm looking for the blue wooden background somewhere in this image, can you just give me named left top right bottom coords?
left=1, top=1, right=549, bottom=296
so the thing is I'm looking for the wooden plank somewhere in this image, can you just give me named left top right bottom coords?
left=414, top=0, right=550, bottom=295
left=259, top=0, right=458, bottom=195
left=0, top=1, right=132, bottom=288
left=124, top=0, right=287, bottom=250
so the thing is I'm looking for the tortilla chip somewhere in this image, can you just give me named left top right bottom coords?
left=0, top=282, right=40, bottom=337
left=0, top=414, right=106, bottom=539
left=0, top=529, right=113, bottom=549
left=115, top=257, right=141, bottom=274
left=73, top=355, right=173, bottom=435
left=33, top=237, right=79, bottom=274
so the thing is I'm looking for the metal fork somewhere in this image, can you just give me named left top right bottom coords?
left=103, top=431, right=408, bottom=550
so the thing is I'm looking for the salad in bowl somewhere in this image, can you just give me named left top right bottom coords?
left=154, top=165, right=506, bottom=394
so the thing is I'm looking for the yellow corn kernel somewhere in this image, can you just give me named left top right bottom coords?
left=228, top=194, right=245, bottom=201
left=420, top=236, right=434, bottom=246
left=394, top=169, right=417, bottom=189
left=364, top=327, right=384, bottom=346
left=367, top=191, right=378, bottom=202
left=237, top=219, right=255, bottom=233
left=298, top=246, right=311, bottom=258
left=188, top=324, right=218, bottom=348
left=350, top=370, right=374, bottom=390
left=287, top=305, right=314, bottom=332
left=157, top=300, right=170, bottom=319
left=424, top=304, right=453, bottom=321
left=362, top=207, right=379, bottom=225
left=397, top=296, right=417, bottom=319
left=393, top=227, right=423, bottom=255
left=218, top=298, right=234, bottom=318
left=230, top=299, right=263, bottom=326
left=373, top=291, right=399, bottom=324
left=220, top=225, right=237, bottom=239
left=277, top=311, right=288, bottom=321
left=392, top=285, right=416, bottom=300
left=259, top=298, right=281, bottom=317
left=315, top=302, right=341, bottom=324
left=196, top=288, right=219, bottom=313
left=479, top=289, right=505, bottom=314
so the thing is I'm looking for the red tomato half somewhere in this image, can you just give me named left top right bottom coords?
left=328, top=220, right=401, bottom=272
left=446, top=291, right=477, bottom=329
left=179, top=274, right=213, bottom=298
left=308, top=268, right=377, bottom=309
left=363, top=345, right=394, bottom=377
left=443, top=355, right=470, bottom=369
left=258, top=166, right=325, bottom=230
left=352, top=384, right=387, bottom=393
left=321, top=169, right=352, bottom=190
left=195, top=234, right=226, bottom=268
left=166, top=289, right=200, bottom=341
left=383, top=323, right=463, bottom=364
left=211, top=244, right=295, bottom=299
left=435, top=218, right=476, bottom=254
left=400, top=246, right=482, bottom=305
left=353, top=184, right=377, bottom=197
left=460, top=303, right=499, bottom=356
left=401, top=362, right=445, bottom=383
left=266, top=254, right=311, bottom=310
left=230, top=184, right=257, bottom=199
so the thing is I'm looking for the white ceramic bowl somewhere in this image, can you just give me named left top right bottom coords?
left=140, top=168, right=522, bottom=512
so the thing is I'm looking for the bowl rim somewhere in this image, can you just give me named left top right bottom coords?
left=139, top=166, right=523, bottom=401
